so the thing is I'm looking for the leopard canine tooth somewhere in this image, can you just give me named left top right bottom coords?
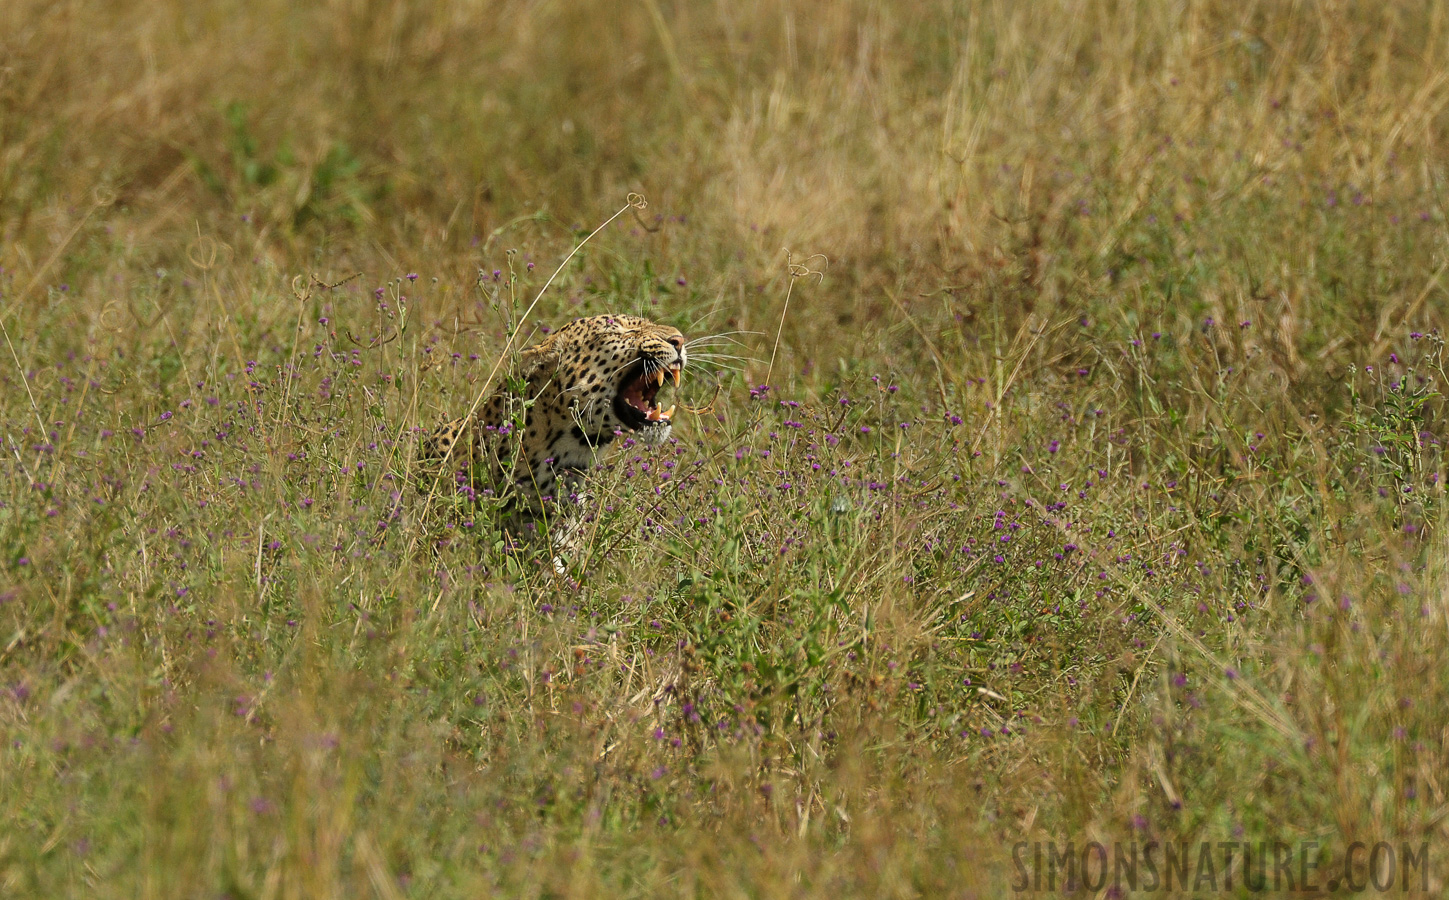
left=670, top=367, right=681, bottom=386
left=654, top=369, right=666, bottom=387
left=661, top=405, right=675, bottom=420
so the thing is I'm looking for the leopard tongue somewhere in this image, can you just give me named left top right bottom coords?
left=620, top=374, right=654, bottom=413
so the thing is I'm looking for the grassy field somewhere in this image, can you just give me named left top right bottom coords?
left=3, top=0, right=1449, bottom=895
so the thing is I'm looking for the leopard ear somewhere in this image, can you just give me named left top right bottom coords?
left=519, top=328, right=562, bottom=365
left=518, top=345, right=559, bottom=379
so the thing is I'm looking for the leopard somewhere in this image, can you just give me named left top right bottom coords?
left=416, top=314, right=686, bottom=546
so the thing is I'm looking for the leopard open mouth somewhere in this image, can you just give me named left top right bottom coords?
left=613, top=358, right=680, bottom=430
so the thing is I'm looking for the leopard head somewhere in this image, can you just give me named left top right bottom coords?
left=530, top=314, right=686, bottom=451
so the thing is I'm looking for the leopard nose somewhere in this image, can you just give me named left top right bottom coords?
left=666, top=334, right=684, bottom=353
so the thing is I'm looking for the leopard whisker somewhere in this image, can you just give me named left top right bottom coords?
left=687, top=353, right=755, bottom=364
left=684, top=334, right=756, bottom=349
left=686, top=330, right=762, bottom=342
left=684, top=361, right=745, bottom=375
left=684, top=342, right=747, bottom=355
left=685, top=334, right=752, bottom=344
left=598, top=358, right=642, bottom=382
left=684, top=307, right=729, bottom=332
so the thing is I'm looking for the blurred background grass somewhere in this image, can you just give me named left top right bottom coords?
left=3, top=0, right=1449, bottom=896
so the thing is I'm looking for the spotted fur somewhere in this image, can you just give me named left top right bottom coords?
left=418, top=314, right=686, bottom=523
